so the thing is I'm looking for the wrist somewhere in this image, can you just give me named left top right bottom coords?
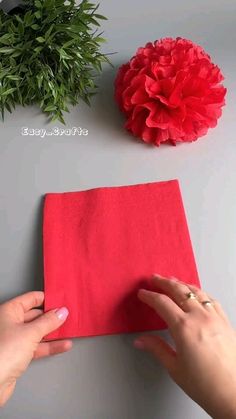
left=198, top=381, right=236, bottom=419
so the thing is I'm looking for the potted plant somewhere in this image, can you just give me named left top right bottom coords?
left=0, top=0, right=109, bottom=123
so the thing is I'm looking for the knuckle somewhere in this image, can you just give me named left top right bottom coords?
left=31, top=322, right=44, bottom=339
left=29, top=294, right=40, bottom=308
left=195, top=307, right=212, bottom=323
left=151, top=294, right=168, bottom=312
left=2, top=300, right=15, bottom=312
left=33, top=311, right=58, bottom=338
left=43, top=310, right=58, bottom=326
left=174, top=315, right=190, bottom=331
left=154, top=293, right=168, bottom=306
left=170, top=281, right=180, bottom=289
left=189, top=285, right=200, bottom=292
left=214, top=300, right=221, bottom=309
left=201, top=311, right=212, bottom=323
left=156, top=293, right=166, bottom=302
left=1, top=300, right=24, bottom=320
left=169, top=276, right=179, bottom=282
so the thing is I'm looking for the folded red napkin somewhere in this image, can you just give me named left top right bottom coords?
left=43, top=180, right=200, bottom=340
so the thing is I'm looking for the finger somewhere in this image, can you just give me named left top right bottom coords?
left=24, top=309, right=43, bottom=323
left=33, top=340, right=72, bottom=359
left=176, top=280, right=227, bottom=320
left=138, top=289, right=184, bottom=330
left=6, top=291, right=44, bottom=313
left=27, top=307, right=69, bottom=341
left=152, top=275, right=200, bottom=312
left=183, top=283, right=212, bottom=304
left=134, top=334, right=176, bottom=372
left=184, top=283, right=219, bottom=314
left=0, top=380, right=16, bottom=407
left=208, top=297, right=229, bottom=322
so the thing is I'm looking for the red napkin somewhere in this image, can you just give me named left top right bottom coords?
left=43, top=180, right=200, bottom=340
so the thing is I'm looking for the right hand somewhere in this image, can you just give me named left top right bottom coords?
left=135, top=275, right=236, bottom=419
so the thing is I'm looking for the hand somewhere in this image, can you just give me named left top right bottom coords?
left=0, top=291, right=71, bottom=407
left=135, top=275, right=236, bottom=419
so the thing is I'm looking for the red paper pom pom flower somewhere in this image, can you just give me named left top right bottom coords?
left=114, top=37, right=227, bottom=146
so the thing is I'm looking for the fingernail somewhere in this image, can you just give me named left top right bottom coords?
left=55, top=307, right=69, bottom=321
left=134, top=339, right=145, bottom=349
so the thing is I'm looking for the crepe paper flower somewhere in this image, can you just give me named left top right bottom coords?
left=114, top=37, right=227, bottom=146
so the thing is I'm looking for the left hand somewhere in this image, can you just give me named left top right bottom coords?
left=0, top=291, right=71, bottom=407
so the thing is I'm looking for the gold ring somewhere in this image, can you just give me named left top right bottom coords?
left=186, top=292, right=197, bottom=300
left=201, top=300, right=213, bottom=307
left=180, top=291, right=197, bottom=306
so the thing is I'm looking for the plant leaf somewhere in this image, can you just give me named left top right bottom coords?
left=36, top=37, right=45, bottom=43
left=2, top=88, right=17, bottom=96
left=0, top=0, right=111, bottom=124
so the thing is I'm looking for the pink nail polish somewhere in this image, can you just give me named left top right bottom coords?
left=134, top=339, right=145, bottom=349
left=55, top=307, right=69, bottom=321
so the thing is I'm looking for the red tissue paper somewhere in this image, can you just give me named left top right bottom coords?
left=43, top=180, right=200, bottom=340
left=114, top=37, right=227, bottom=146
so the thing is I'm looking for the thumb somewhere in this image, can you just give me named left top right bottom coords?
left=134, top=334, right=176, bottom=372
left=27, top=307, right=69, bottom=340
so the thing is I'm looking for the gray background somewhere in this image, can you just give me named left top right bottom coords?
left=0, top=0, right=236, bottom=417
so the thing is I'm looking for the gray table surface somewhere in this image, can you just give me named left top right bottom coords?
left=1, top=0, right=236, bottom=418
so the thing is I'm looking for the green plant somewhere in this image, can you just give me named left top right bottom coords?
left=0, top=0, right=110, bottom=123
